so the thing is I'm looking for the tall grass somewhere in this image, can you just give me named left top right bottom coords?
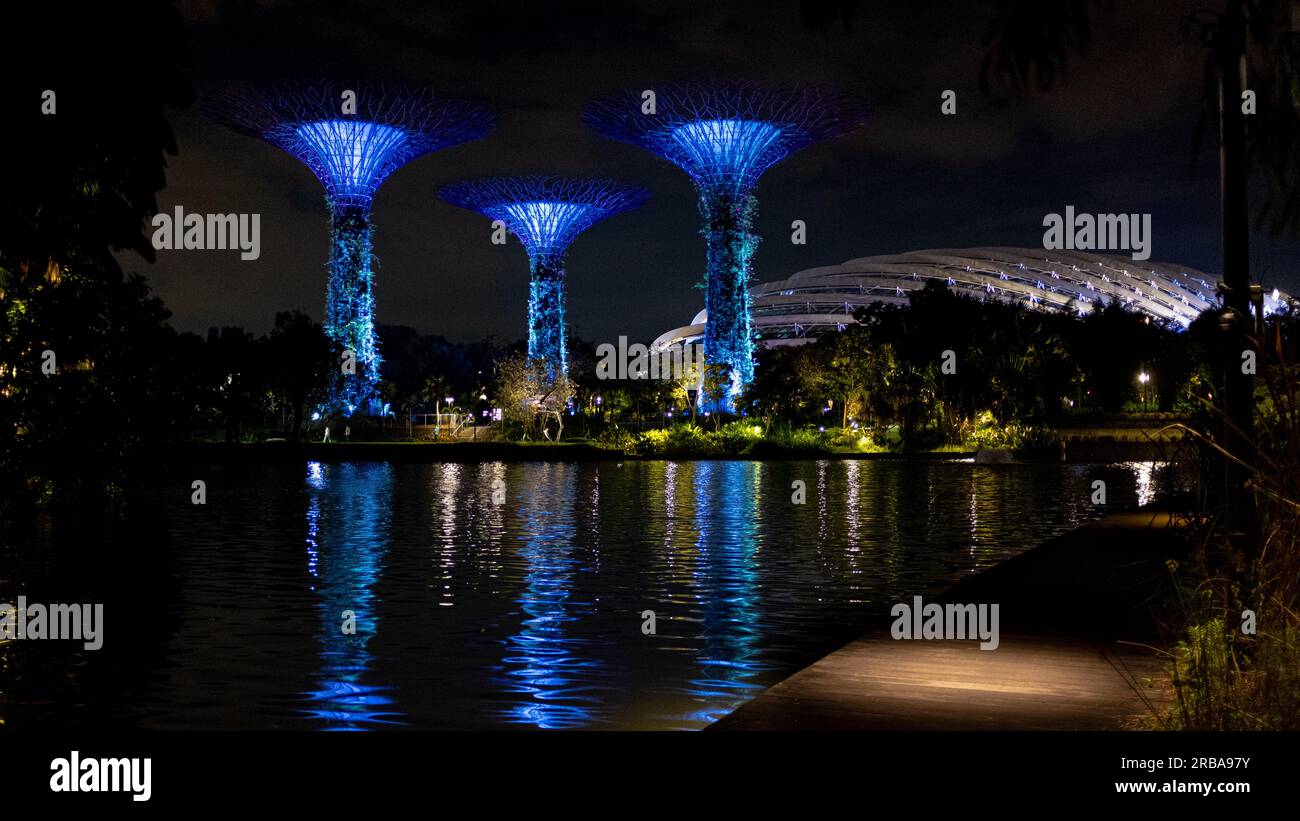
left=1153, top=321, right=1300, bottom=730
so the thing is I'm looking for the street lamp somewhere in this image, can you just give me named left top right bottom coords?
left=1138, top=371, right=1150, bottom=412
left=435, top=395, right=457, bottom=440
left=472, top=389, right=488, bottom=441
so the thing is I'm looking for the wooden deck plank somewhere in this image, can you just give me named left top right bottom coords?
left=710, top=632, right=1172, bottom=731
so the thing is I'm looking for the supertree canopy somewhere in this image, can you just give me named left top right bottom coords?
left=585, top=83, right=868, bottom=409
left=440, top=176, right=648, bottom=382
left=207, top=81, right=493, bottom=415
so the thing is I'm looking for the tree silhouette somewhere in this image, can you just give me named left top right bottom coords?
left=1, top=3, right=195, bottom=521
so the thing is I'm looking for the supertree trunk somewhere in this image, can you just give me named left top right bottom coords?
left=527, top=253, right=568, bottom=383
left=326, top=205, right=381, bottom=415
left=438, top=176, right=647, bottom=392
left=206, top=81, right=494, bottom=419
left=700, top=190, right=758, bottom=410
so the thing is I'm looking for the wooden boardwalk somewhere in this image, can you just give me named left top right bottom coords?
left=711, top=632, right=1171, bottom=730
left=712, top=509, right=1183, bottom=731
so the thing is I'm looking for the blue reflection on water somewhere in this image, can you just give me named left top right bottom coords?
left=301, top=461, right=403, bottom=730
left=499, top=465, right=604, bottom=728
left=683, top=461, right=769, bottom=724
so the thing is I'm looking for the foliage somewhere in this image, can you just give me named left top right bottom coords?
left=267, top=311, right=333, bottom=441
left=493, top=352, right=574, bottom=441
left=1, top=2, right=195, bottom=523
left=764, top=425, right=831, bottom=451
left=1151, top=307, right=1300, bottom=730
left=715, top=419, right=765, bottom=451
left=743, top=281, right=1189, bottom=450
left=958, top=410, right=1041, bottom=450
left=593, top=424, right=638, bottom=455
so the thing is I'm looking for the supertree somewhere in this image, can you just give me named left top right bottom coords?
left=585, top=83, right=868, bottom=410
left=207, top=81, right=493, bottom=416
left=439, top=176, right=648, bottom=382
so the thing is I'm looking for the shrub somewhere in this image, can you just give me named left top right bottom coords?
left=594, top=425, right=637, bottom=455
left=715, top=420, right=764, bottom=453
left=1148, top=325, right=1300, bottom=731
left=959, top=410, right=1042, bottom=450
left=765, top=425, right=830, bottom=451
left=667, top=422, right=719, bottom=455
left=635, top=427, right=671, bottom=456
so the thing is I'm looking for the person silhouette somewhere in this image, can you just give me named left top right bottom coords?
left=322, top=426, right=331, bottom=443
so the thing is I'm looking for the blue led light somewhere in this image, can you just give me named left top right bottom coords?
left=441, top=177, right=647, bottom=383
left=498, top=469, right=602, bottom=729
left=302, top=462, right=404, bottom=730
left=667, top=119, right=784, bottom=195
left=496, top=201, right=602, bottom=261
left=207, top=82, right=494, bottom=416
left=292, top=120, right=408, bottom=208
left=527, top=276, right=568, bottom=381
left=585, top=84, right=868, bottom=409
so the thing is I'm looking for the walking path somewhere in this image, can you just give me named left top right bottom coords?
left=712, top=508, right=1183, bottom=730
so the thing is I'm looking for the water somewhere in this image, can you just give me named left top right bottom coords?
left=0, top=459, right=1173, bottom=730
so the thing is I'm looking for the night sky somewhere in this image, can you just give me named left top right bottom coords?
left=120, top=0, right=1300, bottom=345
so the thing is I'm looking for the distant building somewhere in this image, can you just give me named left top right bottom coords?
left=653, top=247, right=1291, bottom=350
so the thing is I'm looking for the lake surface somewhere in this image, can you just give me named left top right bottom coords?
left=0, top=459, right=1173, bottom=730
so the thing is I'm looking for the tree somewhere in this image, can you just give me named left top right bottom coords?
left=492, top=352, right=574, bottom=441
left=267, top=311, right=332, bottom=441
left=701, top=363, right=733, bottom=430
left=669, top=355, right=703, bottom=424
left=1, top=3, right=194, bottom=521
left=206, top=328, right=266, bottom=444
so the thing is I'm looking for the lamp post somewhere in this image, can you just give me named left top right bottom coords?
left=434, top=395, right=455, bottom=440
left=1138, top=370, right=1150, bottom=412
left=1212, top=4, right=1255, bottom=546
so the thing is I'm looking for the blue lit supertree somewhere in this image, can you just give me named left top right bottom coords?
left=585, top=83, right=868, bottom=409
left=207, top=81, right=493, bottom=415
left=439, top=177, right=648, bottom=381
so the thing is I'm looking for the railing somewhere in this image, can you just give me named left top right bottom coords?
left=409, top=413, right=474, bottom=437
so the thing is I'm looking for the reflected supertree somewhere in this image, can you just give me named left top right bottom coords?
left=207, top=81, right=493, bottom=415
left=499, top=464, right=604, bottom=728
left=302, top=461, right=400, bottom=729
left=585, top=83, right=868, bottom=409
left=683, top=460, right=768, bottom=724
left=440, top=177, right=647, bottom=382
